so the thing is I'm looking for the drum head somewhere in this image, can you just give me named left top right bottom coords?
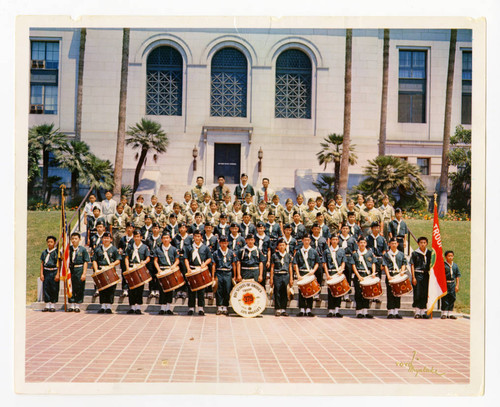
left=391, top=274, right=408, bottom=284
left=230, top=280, right=267, bottom=318
left=328, top=274, right=345, bottom=285
left=297, top=274, right=315, bottom=286
left=360, top=276, right=380, bottom=286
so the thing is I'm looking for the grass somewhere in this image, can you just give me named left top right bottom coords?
left=26, top=210, right=75, bottom=304
left=406, top=219, right=471, bottom=314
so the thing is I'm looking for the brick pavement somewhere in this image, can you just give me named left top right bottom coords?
left=25, top=309, right=469, bottom=385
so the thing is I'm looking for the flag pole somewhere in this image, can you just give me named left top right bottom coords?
left=61, top=184, right=67, bottom=313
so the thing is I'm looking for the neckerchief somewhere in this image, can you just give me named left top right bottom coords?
left=132, top=242, right=142, bottom=263
left=300, top=247, right=311, bottom=271
left=103, top=244, right=112, bottom=265
left=44, top=247, right=56, bottom=265
left=192, top=243, right=202, bottom=265
left=162, top=244, right=172, bottom=266
left=389, top=249, right=399, bottom=272
left=329, top=245, right=340, bottom=272
left=357, top=249, right=369, bottom=271
left=243, top=245, right=258, bottom=260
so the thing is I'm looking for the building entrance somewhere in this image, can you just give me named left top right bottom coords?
left=213, top=143, right=241, bottom=184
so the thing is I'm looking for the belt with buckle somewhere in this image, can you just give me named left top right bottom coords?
left=43, top=267, right=57, bottom=271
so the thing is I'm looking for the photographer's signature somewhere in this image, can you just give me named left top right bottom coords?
left=396, top=351, right=446, bottom=377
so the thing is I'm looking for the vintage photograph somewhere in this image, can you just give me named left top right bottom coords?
left=15, top=15, right=485, bottom=396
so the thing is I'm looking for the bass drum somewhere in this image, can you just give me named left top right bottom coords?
left=230, top=279, right=267, bottom=318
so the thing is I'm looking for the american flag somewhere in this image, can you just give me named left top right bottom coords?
left=59, top=191, right=72, bottom=298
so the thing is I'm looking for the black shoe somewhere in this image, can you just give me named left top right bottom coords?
left=387, top=314, right=394, bottom=319
left=414, top=314, right=421, bottom=319
left=98, top=309, right=105, bottom=314
left=441, top=315, right=447, bottom=319
left=187, top=310, right=194, bottom=316
left=449, top=315, right=457, bottom=320
left=74, top=308, right=81, bottom=313
left=198, top=310, right=205, bottom=316
left=181, top=292, right=187, bottom=299
left=335, top=313, right=343, bottom=318
left=281, top=312, right=289, bottom=317
left=159, top=310, right=165, bottom=315
left=49, top=308, right=56, bottom=312
left=296, top=311, right=305, bottom=317
left=275, top=311, right=281, bottom=317
left=326, top=312, right=334, bottom=318
left=422, top=314, right=430, bottom=319
left=374, top=299, right=382, bottom=304
left=395, top=314, right=402, bottom=319
left=127, top=309, right=134, bottom=314
left=365, top=314, right=374, bottom=319
left=166, top=310, right=174, bottom=315
left=135, top=309, right=142, bottom=315
left=216, top=310, right=223, bottom=315
left=306, top=312, right=315, bottom=317
left=345, top=298, right=352, bottom=303
left=42, top=308, right=49, bottom=312
left=67, top=308, right=74, bottom=312
left=105, top=309, right=112, bottom=314
left=356, top=314, right=365, bottom=319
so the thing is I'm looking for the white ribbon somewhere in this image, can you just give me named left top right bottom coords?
left=257, top=234, right=266, bottom=250
left=103, top=245, right=112, bottom=265
left=396, top=220, right=401, bottom=235
left=371, top=233, right=378, bottom=250
left=71, top=246, right=77, bottom=262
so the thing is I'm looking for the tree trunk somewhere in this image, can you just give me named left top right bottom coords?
left=75, top=28, right=86, bottom=141
left=339, top=29, right=352, bottom=199
left=71, top=171, right=78, bottom=201
left=334, top=161, right=340, bottom=197
left=42, top=148, right=49, bottom=203
left=438, top=29, right=457, bottom=216
left=113, top=28, right=130, bottom=198
left=378, top=29, right=390, bottom=156
left=132, top=148, right=148, bottom=201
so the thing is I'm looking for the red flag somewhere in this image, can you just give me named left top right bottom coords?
left=427, top=200, right=447, bottom=316
left=60, top=192, right=72, bottom=298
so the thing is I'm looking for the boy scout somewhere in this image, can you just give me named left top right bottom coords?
left=325, top=199, right=343, bottom=235
left=240, top=212, right=257, bottom=238
left=442, top=250, right=461, bottom=319
left=124, top=230, right=151, bottom=314
left=203, top=222, right=219, bottom=253
left=345, top=212, right=362, bottom=240
left=237, top=234, right=263, bottom=283
left=163, top=194, right=174, bottom=216
left=219, top=193, right=233, bottom=215
left=388, top=208, right=408, bottom=253
left=110, top=203, right=129, bottom=247
left=200, top=193, right=212, bottom=216
left=280, top=199, right=295, bottom=231
left=351, top=236, right=377, bottom=318
left=310, top=223, right=328, bottom=300
left=291, top=212, right=307, bottom=241
left=256, top=177, right=275, bottom=206
left=315, top=212, right=331, bottom=242
left=315, top=196, right=327, bottom=214
left=303, top=198, right=319, bottom=233
left=68, top=232, right=90, bottom=312
left=118, top=222, right=134, bottom=297
left=379, top=195, right=395, bottom=241
left=356, top=194, right=366, bottom=212
left=184, top=230, right=212, bottom=315
left=334, top=194, right=348, bottom=222
left=265, top=210, right=282, bottom=251
left=229, top=200, right=244, bottom=224
left=171, top=203, right=186, bottom=225
left=234, top=173, right=255, bottom=203
left=120, top=195, right=133, bottom=217
left=180, top=191, right=192, bottom=215
left=153, top=232, right=179, bottom=315
left=253, top=200, right=269, bottom=224
left=131, top=203, right=146, bottom=229
left=185, top=200, right=202, bottom=225
left=293, top=194, right=307, bottom=216
left=152, top=203, right=168, bottom=230
left=141, top=215, right=154, bottom=241
left=211, top=236, right=237, bottom=315
left=360, top=197, right=383, bottom=236
left=92, top=232, right=121, bottom=313
left=40, top=236, right=60, bottom=312
left=366, top=221, right=388, bottom=284
left=173, top=222, right=193, bottom=300
left=212, top=175, right=231, bottom=204
left=242, top=192, right=257, bottom=216
left=228, top=222, right=246, bottom=254
left=383, top=238, right=408, bottom=319
left=410, top=236, right=432, bottom=319
left=191, top=176, right=210, bottom=204
left=323, top=234, right=347, bottom=318
left=269, top=194, right=284, bottom=218
left=282, top=224, right=298, bottom=256
left=205, top=200, right=221, bottom=226
left=255, top=222, right=272, bottom=287
left=146, top=222, right=162, bottom=299
left=270, top=238, right=293, bottom=316
left=145, top=194, right=160, bottom=216
left=189, top=212, right=205, bottom=234
left=86, top=206, right=106, bottom=245
left=215, top=213, right=230, bottom=237
left=339, top=224, right=358, bottom=304
left=293, top=235, right=321, bottom=317
left=165, top=214, right=180, bottom=238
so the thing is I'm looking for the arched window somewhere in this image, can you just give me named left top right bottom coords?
left=210, top=47, right=248, bottom=117
left=146, top=46, right=183, bottom=116
left=275, top=49, right=312, bottom=119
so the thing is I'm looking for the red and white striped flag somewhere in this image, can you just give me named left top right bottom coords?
left=60, top=192, right=72, bottom=298
left=427, top=200, right=447, bottom=316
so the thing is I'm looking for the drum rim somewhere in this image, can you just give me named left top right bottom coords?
left=127, top=277, right=152, bottom=290
left=160, top=281, right=185, bottom=293
left=390, top=274, right=409, bottom=284
left=93, top=278, right=120, bottom=291
left=157, top=267, right=181, bottom=278
left=297, top=274, right=316, bottom=285
left=92, top=265, right=116, bottom=276
left=229, top=280, right=267, bottom=318
left=186, top=266, right=209, bottom=276
left=327, top=274, right=346, bottom=284
left=187, top=281, right=213, bottom=291
left=360, top=276, right=381, bottom=286
left=123, top=264, right=147, bottom=275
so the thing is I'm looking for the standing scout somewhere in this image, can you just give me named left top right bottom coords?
left=40, top=236, right=60, bottom=312
left=171, top=203, right=186, bottom=225
left=410, top=236, right=432, bottom=319
left=323, top=234, right=347, bottom=318
left=152, top=203, right=168, bottom=230
left=269, top=194, right=284, bottom=218
left=200, top=193, right=212, bottom=217
left=145, top=195, right=160, bottom=216
left=219, top=194, right=233, bottom=215
left=141, top=215, right=154, bottom=241
left=229, top=200, right=244, bottom=224
left=146, top=222, right=162, bottom=299
left=360, top=197, right=383, bottom=236
left=351, top=236, right=377, bottom=319
left=228, top=222, right=246, bottom=254
left=255, top=222, right=272, bottom=288
left=172, top=222, right=192, bottom=300
left=366, top=221, right=388, bottom=291
left=325, top=199, right=343, bottom=235
left=211, top=236, right=237, bottom=316
left=203, top=222, right=219, bottom=253
left=253, top=200, right=269, bottom=224
left=240, top=212, right=257, bottom=238
left=303, top=198, right=319, bottom=233
left=131, top=203, right=146, bottom=229
left=356, top=194, right=366, bottom=212
left=215, top=213, right=230, bottom=237
left=84, top=194, right=101, bottom=243
left=291, top=211, right=307, bottom=241
left=92, top=232, right=121, bottom=314
left=165, top=214, right=180, bottom=238
left=378, top=195, right=395, bottom=241
left=163, top=194, right=174, bottom=217
left=110, top=203, right=129, bottom=247
left=234, top=173, right=255, bottom=203
left=315, top=196, right=327, bottom=214
left=68, top=232, right=90, bottom=312
left=101, top=191, right=117, bottom=227
left=310, top=223, right=328, bottom=301
left=383, top=238, right=408, bottom=319
left=241, top=193, right=256, bottom=217
left=280, top=199, right=295, bottom=231
left=86, top=206, right=106, bottom=246
left=180, top=191, right=193, bottom=215
left=184, top=230, right=212, bottom=316
left=441, top=250, right=461, bottom=319
left=237, top=234, right=263, bottom=283
left=212, top=175, right=231, bottom=204
left=205, top=200, right=221, bottom=226
left=334, top=194, right=348, bottom=222
left=153, top=232, right=179, bottom=315
left=191, top=176, right=210, bottom=204
left=120, top=196, right=133, bottom=217
left=293, top=235, right=321, bottom=317
left=282, top=224, right=298, bottom=256
left=118, top=222, right=134, bottom=297
left=256, top=178, right=275, bottom=206
left=124, top=230, right=151, bottom=314
left=189, top=212, right=205, bottom=234
left=388, top=208, right=408, bottom=253
left=265, top=210, right=282, bottom=252
left=339, top=223, right=358, bottom=304
left=293, top=194, right=307, bottom=217
left=270, top=238, right=294, bottom=317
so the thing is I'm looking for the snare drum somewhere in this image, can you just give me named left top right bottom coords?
left=123, top=263, right=152, bottom=290
left=389, top=273, right=413, bottom=297
left=297, top=274, right=321, bottom=298
left=185, top=266, right=212, bottom=291
left=327, top=273, right=351, bottom=297
left=91, top=265, right=120, bottom=292
left=157, top=265, right=185, bottom=292
left=360, top=276, right=383, bottom=299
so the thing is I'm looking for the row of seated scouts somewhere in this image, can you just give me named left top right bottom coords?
left=41, top=216, right=461, bottom=318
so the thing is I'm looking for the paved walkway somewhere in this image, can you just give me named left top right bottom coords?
left=25, top=309, right=469, bottom=385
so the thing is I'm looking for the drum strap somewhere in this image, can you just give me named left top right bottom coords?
left=329, top=247, right=340, bottom=272
left=358, top=250, right=369, bottom=273
left=389, top=251, right=399, bottom=273
left=103, top=245, right=112, bottom=265
left=300, top=248, right=311, bottom=272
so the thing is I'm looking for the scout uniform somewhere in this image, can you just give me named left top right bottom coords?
left=323, top=246, right=347, bottom=316
left=240, top=220, right=257, bottom=238
left=152, top=210, right=168, bottom=230
left=254, top=231, right=271, bottom=287
left=87, top=214, right=106, bottom=243
left=360, top=208, right=383, bottom=236
left=388, top=218, right=408, bottom=252
left=366, top=232, right=388, bottom=279
left=40, top=247, right=59, bottom=307
left=291, top=221, right=307, bottom=241
left=219, top=200, right=233, bottom=215
left=229, top=209, right=244, bottom=225
left=234, top=183, right=255, bottom=202
left=382, top=249, right=408, bottom=317
left=252, top=208, right=269, bottom=225
left=153, top=243, right=179, bottom=312
left=68, top=244, right=90, bottom=306
left=118, top=233, right=134, bottom=293
left=325, top=209, right=343, bottom=235
left=125, top=242, right=151, bottom=311
left=146, top=232, right=162, bottom=297
left=189, top=220, right=205, bottom=235
left=212, top=246, right=237, bottom=312
left=162, top=202, right=174, bottom=217
left=303, top=208, right=318, bottom=233
left=269, top=202, right=283, bottom=218
left=338, top=232, right=358, bottom=294
left=280, top=207, right=295, bottom=229
left=238, top=244, right=262, bottom=281
left=212, top=184, right=231, bottom=204
left=184, top=242, right=212, bottom=312
left=131, top=210, right=146, bottom=229
left=123, top=203, right=133, bottom=218
left=180, top=199, right=192, bottom=215
left=409, top=248, right=432, bottom=316
left=205, top=209, right=221, bottom=226
left=173, top=232, right=193, bottom=297
left=141, top=223, right=154, bottom=241
left=215, top=220, right=230, bottom=238
left=93, top=243, right=121, bottom=306
left=352, top=248, right=376, bottom=314
left=293, top=246, right=321, bottom=313
left=256, top=186, right=275, bottom=206
left=191, top=185, right=210, bottom=204
left=90, top=231, right=105, bottom=252
left=379, top=203, right=395, bottom=240
left=228, top=232, right=246, bottom=254
left=242, top=201, right=257, bottom=217
left=442, top=261, right=461, bottom=314
left=203, top=231, right=219, bottom=253
left=310, top=233, right=328, bottom=288
left=282, top=234, right=298, bottom=257
left=270, top=249, right=293, bottom=314
left=165, top=220, right=179, bottom=239
left=293, top=202, right=307, bottom=217
left=111, top=211, right=129, bottom=247
left=345, top=221, right=362, bottom=240
left=265, top=220, right=282, bottom=251
left=101, top=197, right=117, bottom=226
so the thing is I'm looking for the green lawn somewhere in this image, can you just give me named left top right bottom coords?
left=406, top=219, right=471, bottom=314
left=26, top=210, right=75, bottom=304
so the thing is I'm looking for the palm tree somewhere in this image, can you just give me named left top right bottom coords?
left=113, top=28, right=130, bottom=197
left=353, top=155, right=428, bottom=210
left=378, top=29, right=390, bottom=156
left=82, top=154, right=114, bottom=200
left=54, top=140, right=91, bottom=200
left=27, top=140, right=41, bottom=197
left=75, top=28, right=87, bottom=141
left=438, top=29, right=457, bottom=216
left=28, top=123, right=67, bottom=203
left=316, top=133, right=357, bottom=196
left=339, top=28, right=352, bottom=199
left=126, top=118, right=169, bottom=201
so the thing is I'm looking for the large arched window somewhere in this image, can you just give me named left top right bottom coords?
left=210, top=47, right=248, bottom=117
left=146, top=46, right=183, bottom=116
left=275, top=49, right=312, bottom=119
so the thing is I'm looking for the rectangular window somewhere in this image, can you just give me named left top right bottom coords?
left=30, top=40, right=59, bottom=114
left=462, top=51, right=472, bottom=125
left=417, top=158, right=430, bottom=175
left=398, top=50, right=427, bottom=123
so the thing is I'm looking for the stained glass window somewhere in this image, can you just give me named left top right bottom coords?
left=275, top=49, right=312, bottom=119
left=146, top=46, right=183, bottom=116
left=210, top=48, right=248, bottom=117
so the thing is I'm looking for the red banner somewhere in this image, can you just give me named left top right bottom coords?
left=427, top=201, right=447, bottom=315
